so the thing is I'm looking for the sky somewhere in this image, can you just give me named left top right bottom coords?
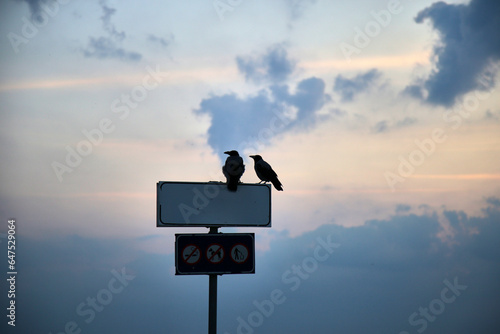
left=0, top=0, right=499, bottom=333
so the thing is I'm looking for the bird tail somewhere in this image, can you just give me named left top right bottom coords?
left=227, top=178, right=238, bottom=192
left=271, top=178, right=283, bottom=191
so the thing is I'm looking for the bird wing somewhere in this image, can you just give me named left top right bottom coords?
left=256, top=160, right=277, bottom=181
left=256, top=160, right=283, bottom=190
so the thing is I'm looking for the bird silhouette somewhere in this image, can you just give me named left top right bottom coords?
left=249, top=155, right=283, bottom=191
left=222, top=150, right=245, bottom=191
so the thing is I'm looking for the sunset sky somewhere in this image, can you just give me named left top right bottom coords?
left=1, top=0, right=499, bottom=333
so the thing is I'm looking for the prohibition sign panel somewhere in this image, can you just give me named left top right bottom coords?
left=175, top=233, right=255, bottom=275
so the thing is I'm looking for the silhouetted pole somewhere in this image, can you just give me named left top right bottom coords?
left=208, top=227, right=218, bottom=334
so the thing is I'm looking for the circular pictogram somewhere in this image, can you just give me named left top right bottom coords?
left=182, top=244, right=201, bottom=265
left=206, top=243, right=224, bottom=264
left=230, top=244, right=249, bottom=263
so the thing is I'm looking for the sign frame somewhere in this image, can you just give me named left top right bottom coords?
left=175, top=233, right=255, bottom=275
left=157, top=181, right=271, bottom=228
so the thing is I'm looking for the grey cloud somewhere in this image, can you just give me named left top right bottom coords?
left=82, top=36, right=141, bottom=61
left=271, top=77, right=331, bottom=125
left=408, top=0, right=500, bottom=106
left=194, top=90, right=282, bottom=161
left=484, top=110, right=499, bottom=121
left=236, top=45, right=296, bottom=84
left=402, top=84, right=425, bottom=99
left=5, top=198, right=500, bottom=333
left=148, top=34, right=173, bottom=48
left=100, top=0, right=125, bottom=41
left=197, top=46, right=330, bottom=161
left=372, top=117, right=417, bottom=133
left=330, top=108, right=347, bottom=116
left=15, top=0, right=47, bottom=21
left=395, top=203, right=411, bottom=213
left=285, top=0, right=318, bottom=20
left=373, top=120, right=388, bottom=133
left=333, top=69, right=381, bottom=102
left=80, top=0, right=142, bottom=62
left=396, top=116, right=417, bottom=128
left=195, top=77, right=330, bottom=161
left=289, top=77, right=330, bottom=119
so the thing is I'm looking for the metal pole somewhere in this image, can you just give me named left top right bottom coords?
left=209, top=274, right=217, bottom=334
left=208, top=226, right=219, bottom=334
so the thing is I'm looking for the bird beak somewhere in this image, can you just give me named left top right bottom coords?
left=249, top=155, right=255, bottom=158
left=224, top=151, right=230, bottom=154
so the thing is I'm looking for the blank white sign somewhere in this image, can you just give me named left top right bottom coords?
left=157, top=182, right=271, bottom=227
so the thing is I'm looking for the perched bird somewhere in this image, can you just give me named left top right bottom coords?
left=249, top=155, right=283, bottom=191
left=222, top=150, right=245, bottom=191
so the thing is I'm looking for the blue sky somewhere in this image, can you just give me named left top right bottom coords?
left=1, top=0, right=499, bottom=333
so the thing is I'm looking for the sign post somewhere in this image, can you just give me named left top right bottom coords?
left=208, top=227, right=218, bottom=334
left=157, top=181, right=270, bottom=334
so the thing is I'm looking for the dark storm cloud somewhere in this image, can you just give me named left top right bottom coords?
left=7, top=198, right=500, bottom=333
left=333, top=69, right=381, bottom=102
left=236, top=44, right=296, bottom=84
left=196, top=45, right=330, bottom=161
left=408, top=0, right=500, bottom=106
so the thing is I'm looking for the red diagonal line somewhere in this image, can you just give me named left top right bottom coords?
left=209, top=246, right=222, bottom=261
left=185, top=247, right=199, bottom=262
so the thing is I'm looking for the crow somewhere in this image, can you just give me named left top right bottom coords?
left=222, top=150, right=245, bottom=191
left=249, top=155, right=283, bottom=191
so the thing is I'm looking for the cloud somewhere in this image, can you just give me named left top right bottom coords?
left=196, top=45, right=330, bottom=161
left=15, top=0, right=47, bottom=21
left=333, top=69, right=381, bottom=102
left=373, top=120, right=388, bottom=133
left=148, top=34, right=173, bottom=48
left=372, top=116, right=417, bottom=133
left=7, top=197, right=500, bottom=333
left=402, top=83, right=425, bottom=99
left=285, top=0, right=318, bottom=20
left=484, top=109, right=499, bottom=121
left=236, top=44, right=296, bottom=84
left=408, top=0, right=500, bottom=106
left=82, top=37, right=142, bottom=61
left=100, top=0, right=125, bottom=41
left=81, top=0, right=142, bottom=62
left=395, top=203, right=411, bottom=214
left=271, top=77, right=331, bottom=125
left=195, top=78, right=330, bottom=161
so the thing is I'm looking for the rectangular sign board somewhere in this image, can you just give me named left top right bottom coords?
left=157, top=181, right=271, bottom=227
left=175, top=233, right=255, bottom=275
